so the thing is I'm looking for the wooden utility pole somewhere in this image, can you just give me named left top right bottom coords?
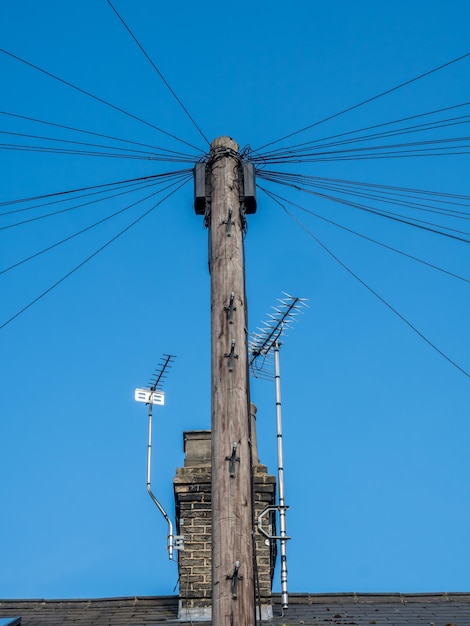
left=208, top=136, right=255, bottom=625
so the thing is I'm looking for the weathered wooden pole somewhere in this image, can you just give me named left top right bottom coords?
left=208, top=136, right=255, bottom=625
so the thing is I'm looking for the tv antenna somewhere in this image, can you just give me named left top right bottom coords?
left=134, top=353, right=183, bottom=560
left=249, top=293, right=307, bottom=610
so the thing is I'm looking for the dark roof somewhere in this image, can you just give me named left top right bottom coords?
left=1, top=592, right=469, bottom=625
left=0, top=597, right=177, bottom=625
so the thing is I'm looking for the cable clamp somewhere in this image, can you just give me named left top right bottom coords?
left=224, top=291, right=237, bottom=324
left=223, top=207, right=233, bottom=236
left=226, top=561, right=243, bottom=599
left=225, top=442, right=240, bottom=477
left=224, top=339, right=238, bottom=371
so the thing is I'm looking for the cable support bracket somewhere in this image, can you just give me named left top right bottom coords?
left=223, top=207, right=233, bottom=236
left=209, top=145, right=240, bottom=164
left=225, top=442, right=240, bottom=477
left=226, top=560, right=243, bottom=599
left=224, top=339, right=238, bottom=371
left=224, top=291, right=237, bottom=324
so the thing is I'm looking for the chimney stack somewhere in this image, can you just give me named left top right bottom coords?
left=173, top=404, right=277, bottom=621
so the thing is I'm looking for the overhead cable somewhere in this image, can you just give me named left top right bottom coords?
left=258, top=171, right=470, bottom=219
left=256, top=116, right=470, bottom=160
left=0, top=177, right=191, bottom=330
left=0, top=170, right=191, bottom=212
left=255, top=101, right=470, bottom=157
left=106, top=0, right=209, bottom=147
left=260, top=186, right=470, bottom=284
left=259, top=174, right=470, bottom=243
left=0, top=110, right=197, bottom=158
left=255, top=51, right=470, bottom=151
left=261, top=188, right=470, bottom=380
left=252, top=137, right=470, bottom=165
left=0, top=47, right=202, bottom=152
left=0, top=142, right=196, bottom=162
left=0, top=171, right=188, bottom=230
left=1, top=174, right=190, bottom=275
left=0, top=129, right=173, bottom=159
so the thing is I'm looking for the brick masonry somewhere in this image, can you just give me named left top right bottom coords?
left=173, top=421, right=277, bottom=611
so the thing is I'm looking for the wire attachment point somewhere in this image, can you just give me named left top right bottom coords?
left=224, top=207, right=233, bottom=236
left=226, top=442, right=240, bottom=477
left=226, top=561, right=243, bottom=599
left=224, top=291, right=237, bottom=324
left=224, top=339, right=238, bottom=371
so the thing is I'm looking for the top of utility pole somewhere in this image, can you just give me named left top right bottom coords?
left=211, top=135, right=238, bottom=151
left=194, top=136, right=256, bottom=218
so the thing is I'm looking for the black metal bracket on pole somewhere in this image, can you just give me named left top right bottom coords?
left=224, top=207, right=233, bottom=236
left=226, top=442, right=240, bottom=477
left=224, top=339, right=238, bottom=371
left=226, top=561, right=243, bottom=599
left=224, top=291, right=237, bottom=324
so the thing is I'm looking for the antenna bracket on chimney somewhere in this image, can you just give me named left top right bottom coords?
left=172, top=535, right=185, bottom=551
left=257, top=505, right=291, bottom=541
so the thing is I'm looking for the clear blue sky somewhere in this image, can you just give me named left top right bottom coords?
left=1, top=0, right=469, bottom=599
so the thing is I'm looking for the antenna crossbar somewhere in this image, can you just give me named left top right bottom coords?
left=249, top=293, right=307, bottom=372
left=148, top=353, right=175, bottom=392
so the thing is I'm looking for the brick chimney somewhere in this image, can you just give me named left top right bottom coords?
left=173, top=404, right=277, bottom=621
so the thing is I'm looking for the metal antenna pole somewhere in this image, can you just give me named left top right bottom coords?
left=146, top=400, right=175, bottom=560
left=250, top=294, right=307, bottom=611
left=273, top=338, right=288, bottom=609
left=135, top=354, right=182, bottom=560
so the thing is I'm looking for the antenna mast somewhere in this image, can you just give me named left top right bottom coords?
left=250, top=294, right=307, bottom=610
left=134, top=354, right=182, bottom=560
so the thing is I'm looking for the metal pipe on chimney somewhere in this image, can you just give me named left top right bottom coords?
left=146, top=401, right=175, bottom=560
left=274, top=339, right=289, bottom=610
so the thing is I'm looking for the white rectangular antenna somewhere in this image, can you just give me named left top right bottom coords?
left=134, top=388, right=165, bottom=405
